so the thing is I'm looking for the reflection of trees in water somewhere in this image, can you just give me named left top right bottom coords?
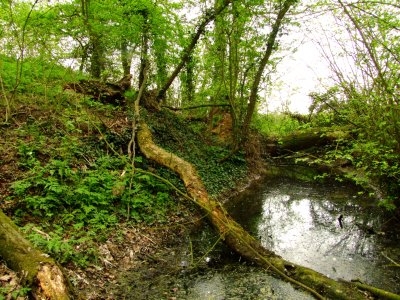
left=232, top=178, right=384, bottom=259
left=257, top=189, right=382, bottom=257
left=308, top=199, right=380, bottom=256
left=229, top=178, right=400, bottom=291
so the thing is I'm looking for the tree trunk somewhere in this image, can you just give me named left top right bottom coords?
left=156, top=0, right=233, bottom=102
left=267, top=127, right=352, bottom=156
left=0, top=210, right=71, bottom=299
left=137, top=119, right=399, bottom=300
left=121, top=40, right=132, bottom=76
left=139, top=9, right=149, bottom=90
left=241, top=0, right=293, bottom=143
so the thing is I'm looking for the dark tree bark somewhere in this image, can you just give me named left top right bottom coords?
left=156, top=0, right=234, bottom=102
left=0, top=210, right=71, bottom=299
left=139, top=9, right=150, bottom=90
left=81, top=0, right=104, bottom=79
left=121, top=40, right=133, bottom=76
left=241, top=0, right=294, bottom=143
left=63, top=75, right=132, bottom=105
left=89, top=33, right=104, bottom=79
left=183, top=54, right=195, bottom=104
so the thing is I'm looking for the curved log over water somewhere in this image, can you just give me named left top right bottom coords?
left=267, top=127, right=352, bottom=156
left=136, top=120, right=397, bottom=299
left=0, top=210, right=71, bottom=299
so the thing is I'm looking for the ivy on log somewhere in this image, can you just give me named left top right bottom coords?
left=266, top=127, right=352, bottom=156
left=136, top=119, right=391, bottom=299
left=0, top=210, right=71, bottom=299
left=63, top=74, right=132, bottom=105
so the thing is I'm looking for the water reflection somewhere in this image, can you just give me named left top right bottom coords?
left=226, top=175, right=400, bottom=293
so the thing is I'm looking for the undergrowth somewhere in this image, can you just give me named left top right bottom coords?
left=145, top=109, right=248, bottom=196
left=3, top=94, right=248, bottom=267
left=3, top=99, right=183, bottom=267
left=252, top=113, right=302, bottom=137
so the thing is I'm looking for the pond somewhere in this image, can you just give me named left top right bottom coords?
left=118, top=169, right=400, bottom=299
left=226, top=170, right=400, bottom=294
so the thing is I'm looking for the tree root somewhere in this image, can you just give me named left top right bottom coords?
left=351, top=280, right=400, bottom=300
left=0, top=210, right=71, bottom=299
left=137, top=119, right=399, bottom=299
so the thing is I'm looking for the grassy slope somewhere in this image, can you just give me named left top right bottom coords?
left=0, top=88, right=250, bottom=297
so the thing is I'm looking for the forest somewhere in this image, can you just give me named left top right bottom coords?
left=0, top=0, right=399, bottom=299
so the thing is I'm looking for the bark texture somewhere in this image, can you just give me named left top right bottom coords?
left=156, top=0, right=233, bottom=101
left=0, top=210, right=71, bottom=299
left=63, top=74, right=132, bottom=105
left=266, top=127, right=351, bottom=156
left=137, top=119, right=400, bottom=299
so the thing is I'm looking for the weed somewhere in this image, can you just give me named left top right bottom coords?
left=10, top=148, right=175, bottom=265
left=146, top=110, right=248, bottom=196
left=0, top=286, right=30, bottom=299
left=252, top=113, right=301, bottom=137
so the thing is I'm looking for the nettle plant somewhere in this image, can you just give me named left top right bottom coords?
left=11, top=150, right=174, bottom=264
left=12, top=154, right=173, bottom=225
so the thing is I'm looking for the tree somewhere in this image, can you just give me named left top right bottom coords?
left=311, top=0, right=400, bottom=207
left=241, top=0, right=297, bottom=145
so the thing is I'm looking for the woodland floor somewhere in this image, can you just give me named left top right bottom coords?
left=0, top=102, right=262, bottom=299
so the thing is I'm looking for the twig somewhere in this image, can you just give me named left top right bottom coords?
left=127, top=64, right=148, bottom=168
left=381, top=252, right=400, bottom=267
left=31, top=226, right=51, bottom=241
left=162, top=103, right=231, bottom=111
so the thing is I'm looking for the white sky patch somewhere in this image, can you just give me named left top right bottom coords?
left=264, top=10, right=346, bottom=114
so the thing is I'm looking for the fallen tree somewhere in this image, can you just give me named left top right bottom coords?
left=137, top=118, right=400, bottom=300
left=63, top=74, right=132, bottom=105
left=0, top=210, right=71, bottom=299
left=266, top=127, right=352, bottom=156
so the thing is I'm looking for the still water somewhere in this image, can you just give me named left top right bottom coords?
left=225, top=172, right=400, bottom=294
left=120, top=170, right=400, bottom=299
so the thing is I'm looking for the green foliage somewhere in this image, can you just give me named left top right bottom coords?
left=146, top=110, right=248, bottom=196
left=306, top=0, right=400, bottom=208
left=252, top=113, right=301, bottom=137
left=23, top=223, right=93, bottom=266
left=10, top=152, right=175, bottom=265
left=12, top=154, right=173, bottom=224
left=344, top=140, right=399, bottom=209
left=8, top=109, right=176, bottom=265
left=298, top=131, right=400, bottom=209
left=0, top=54, right=81, bottom=96
left=0, top=286, right=30, bottom=300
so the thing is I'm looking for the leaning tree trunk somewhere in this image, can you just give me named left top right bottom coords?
left=137, top=119, right=400, bottom=300
left=0, top=210, right=71, bottom=299
left=266, top=127, right=352, bottom=156
left=156, top=0, right=233, bottom=102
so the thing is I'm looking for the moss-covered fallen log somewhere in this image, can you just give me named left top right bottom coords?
left=137, top=120, right=399, bottom=300
left=0, top=209, right=71, bottom=299
left=267, top=127, right=351, bottom=156
left=63, top=74, right=132, bottom=105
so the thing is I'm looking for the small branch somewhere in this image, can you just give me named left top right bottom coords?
left=157, top=0, right=233, bottom=101
left=11, top=0, right=40, bottom=99
left=352, top=280, right=400, bottom=300
left=381, top=252, right=400, bottom=267
left=162, top=103, right=231, bottom=111
left=31, top=226, right=51, bottom=241
left=0, top=73, right=10, bottom=123
left=128, top=65, right=148, bottom=166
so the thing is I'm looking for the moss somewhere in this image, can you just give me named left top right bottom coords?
left=0, top=210, right=54, bottom=284
left=145, top=109, right=248, bottom=196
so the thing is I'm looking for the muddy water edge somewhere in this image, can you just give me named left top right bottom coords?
left=115, top=167, right=400, bottom=299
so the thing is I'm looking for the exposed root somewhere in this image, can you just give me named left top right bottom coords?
left=137, top=119, right=384, bottom=299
